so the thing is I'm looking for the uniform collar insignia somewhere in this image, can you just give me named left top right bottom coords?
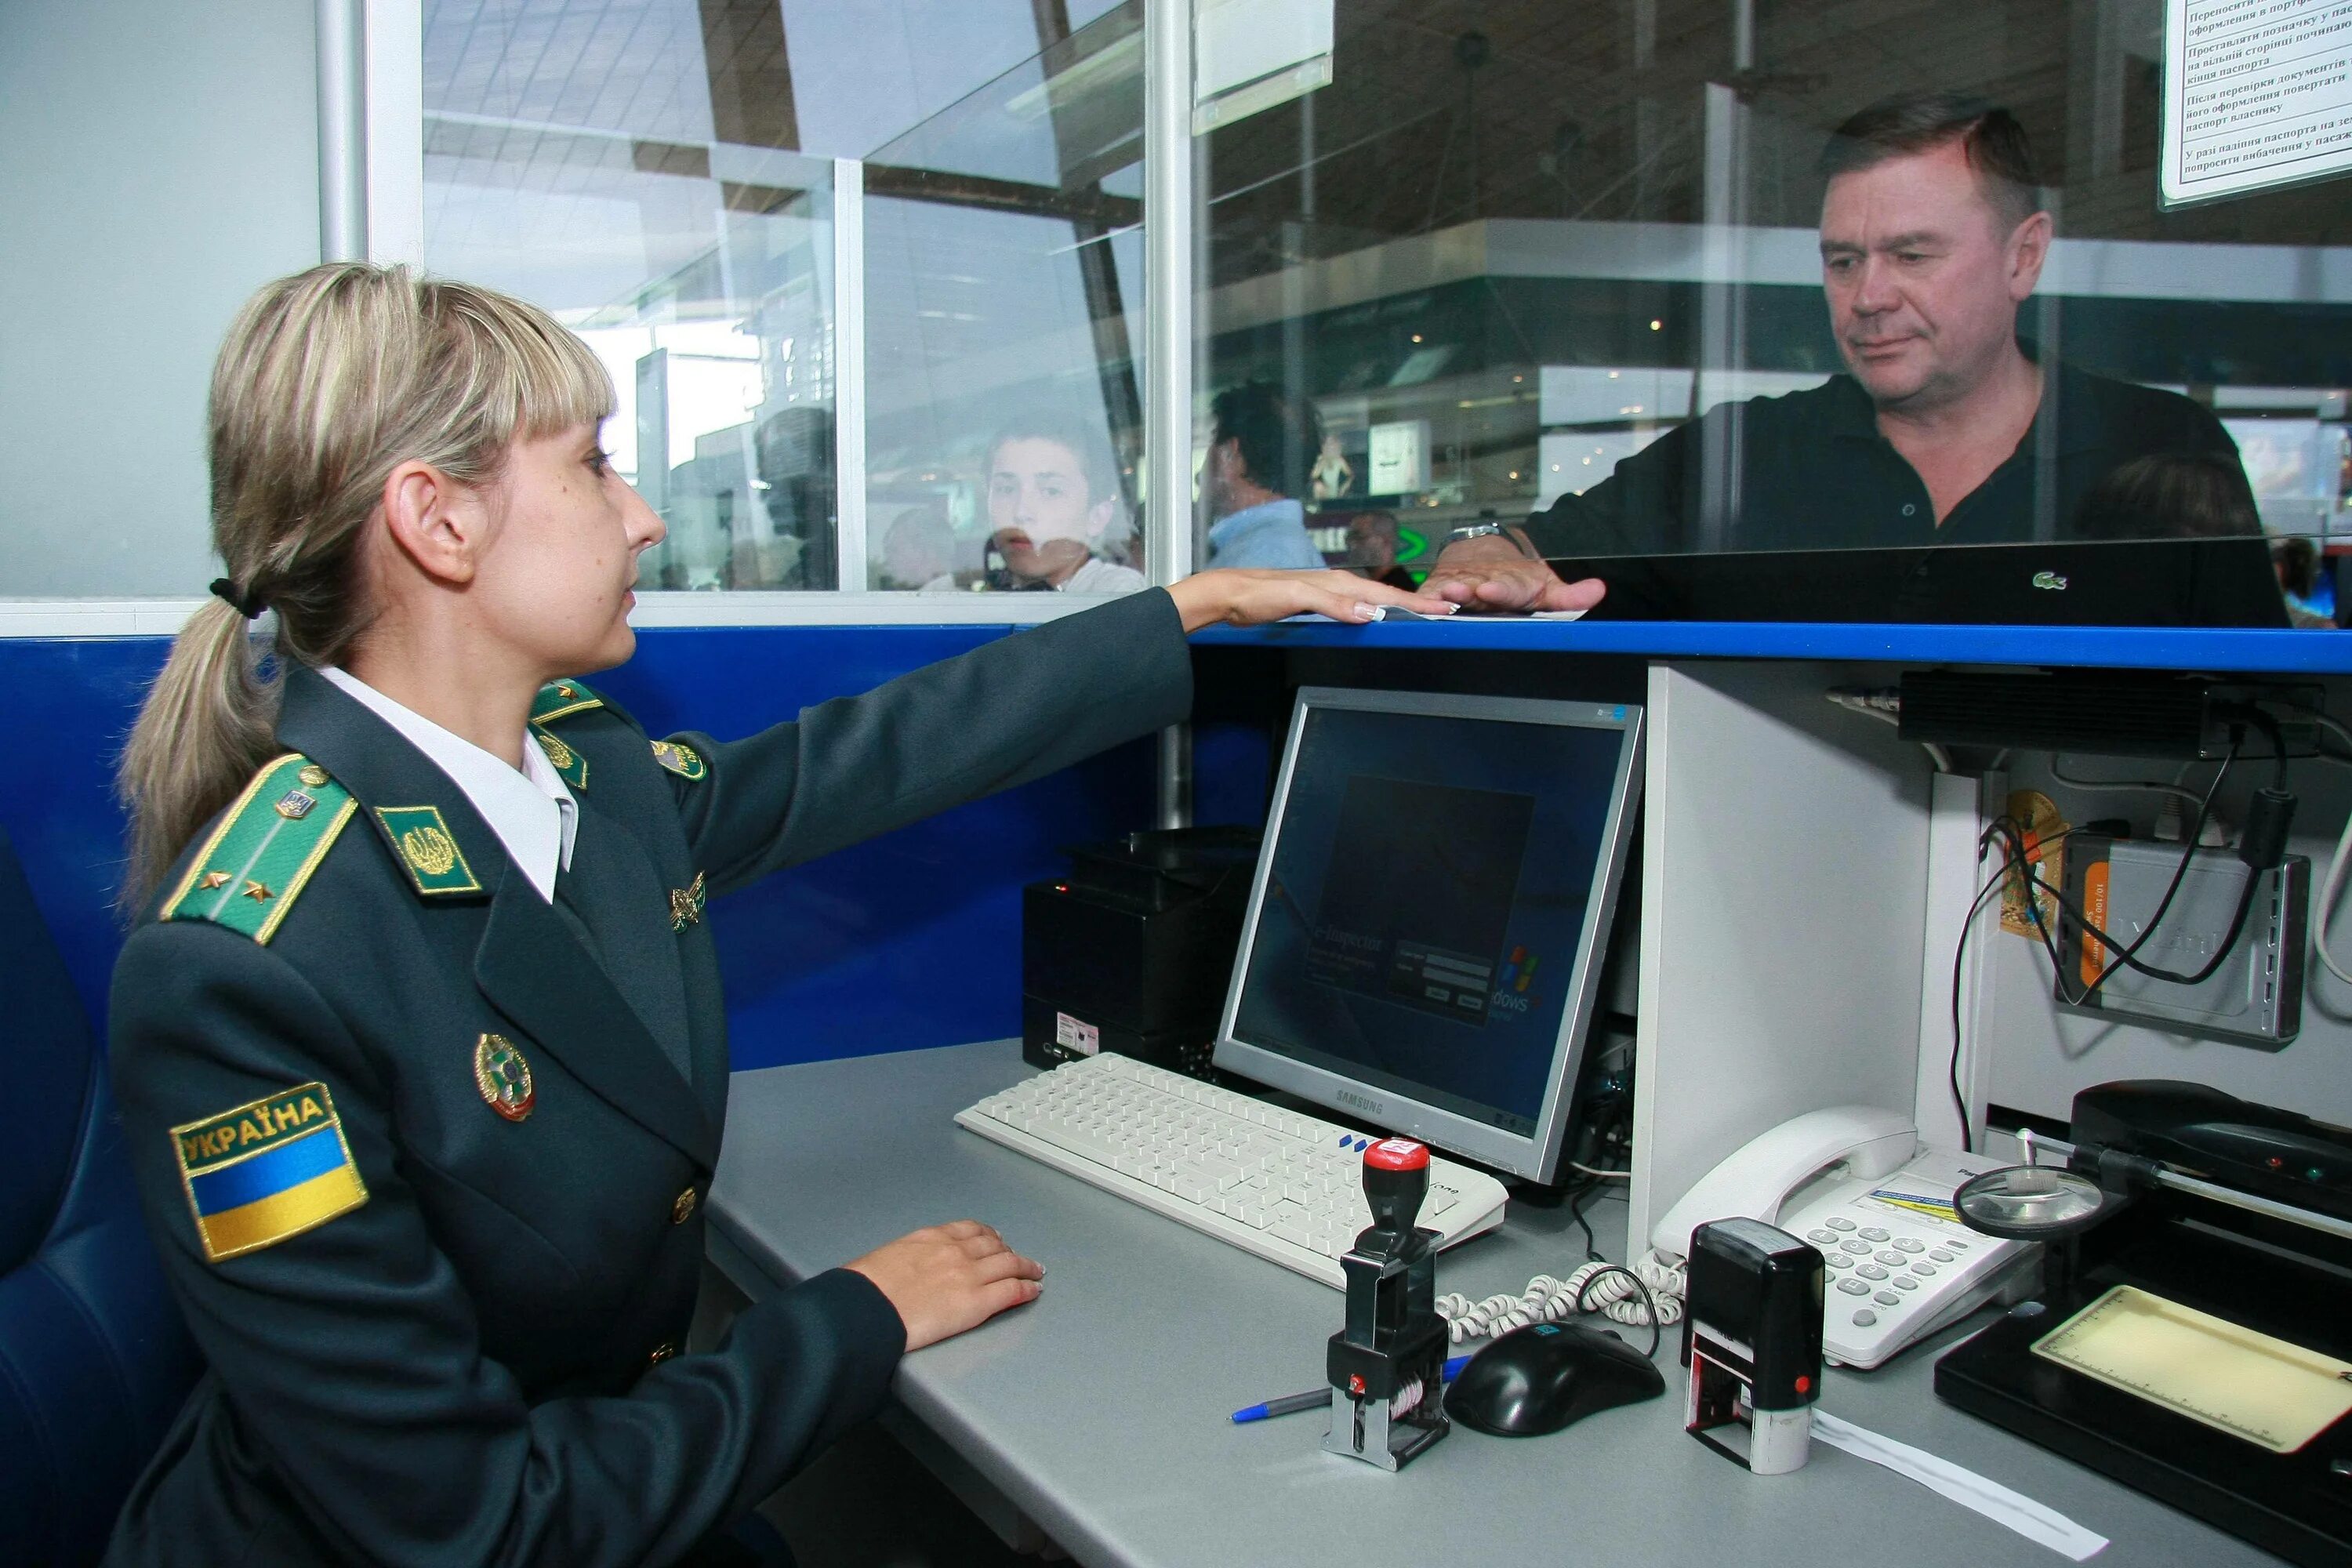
left=375, top=804, right=483, bottom=896
left=532, top=724, right=589, bottom=790
left=650, top=739, right=707, bottom=781
left=278, top=666, right=506, bottom=903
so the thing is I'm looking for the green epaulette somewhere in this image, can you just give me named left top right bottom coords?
left=165, top=754, right=358, bottom=943
left=532, top=678, right=603, bottom=724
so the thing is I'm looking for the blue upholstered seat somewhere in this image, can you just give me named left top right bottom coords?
left=0, top=829, right=200, bottom=1566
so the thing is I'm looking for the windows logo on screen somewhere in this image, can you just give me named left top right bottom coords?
left=1494, top=946, right=1540, bottom=1012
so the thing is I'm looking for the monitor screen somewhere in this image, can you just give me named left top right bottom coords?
left=1215, top=688, right=1643, bottom=1182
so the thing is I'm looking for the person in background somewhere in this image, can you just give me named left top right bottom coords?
left=1310, top=431, right=1354, bottom=500
left=1344, top=510, right=1419, bottom=590
left=878, top=504, right=956, bottom=591
left=1425, top=89, right=2246, bottom=619
left=1201, top=382, right=1327, bottom=570
left=982, top=412, right=1144, bottom=593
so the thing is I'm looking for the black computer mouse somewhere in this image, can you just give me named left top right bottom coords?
left=1443, top=1321, right=1667, bottom=1437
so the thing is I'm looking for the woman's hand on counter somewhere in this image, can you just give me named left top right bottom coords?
left=1166, top=568, right=1460, bottom=633
left=848, top=1220, right=1045, bottom=1352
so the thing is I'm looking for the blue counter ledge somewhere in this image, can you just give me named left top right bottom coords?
left=1192, top=617, right=2352, bottom=674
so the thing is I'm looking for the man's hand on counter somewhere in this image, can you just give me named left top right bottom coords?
left=1422, top=533, right=1609, bottom=615
left=1167, top=568, right=1458, bottom=633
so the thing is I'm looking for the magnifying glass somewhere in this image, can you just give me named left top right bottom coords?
left=1953, top=1160, right=2118, bottom=1308
left=1952, top=1163, right=2113, bottom=1240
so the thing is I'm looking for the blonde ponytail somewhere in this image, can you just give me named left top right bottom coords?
left=117, top=263, right=611, bottom=909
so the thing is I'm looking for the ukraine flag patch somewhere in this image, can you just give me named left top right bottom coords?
left=172, top=1083, right=368, bottom=1262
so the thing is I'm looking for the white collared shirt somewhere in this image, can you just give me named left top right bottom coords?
left=320, top=666, right=578, bottom=902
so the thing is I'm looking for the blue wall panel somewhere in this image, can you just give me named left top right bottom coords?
left=603, top=626, right=1157, bottom=1069
left=0, top=628, right=1157, bottom=1069
left=0, top=640, right=169, bottom=1032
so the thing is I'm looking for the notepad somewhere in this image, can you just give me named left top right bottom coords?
left=2032, top=1284, right=2352, bottom=1454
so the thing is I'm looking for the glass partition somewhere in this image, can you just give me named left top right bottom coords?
left=1193, top=0, right=2352, bottom=626
left=424, top=3, right=841, bottom=590
left=861, top=2, right=1150, bottom=595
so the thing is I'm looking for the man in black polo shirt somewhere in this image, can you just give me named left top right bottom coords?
left=1426, top=92, right=2278, bottom=625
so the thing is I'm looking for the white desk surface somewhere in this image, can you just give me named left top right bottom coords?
left=707, top=1039, right=2281, bottom=1568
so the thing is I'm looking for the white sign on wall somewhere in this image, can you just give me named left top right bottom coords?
left=1367, top=419, right=1428, bottom=495
left=1194, top=0, right=1334, bottom=133
left=2163, top=0, right=2352, bottom=207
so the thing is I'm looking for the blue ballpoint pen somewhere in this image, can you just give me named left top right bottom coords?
left=1229, top=1355, right=1471, bottom=1423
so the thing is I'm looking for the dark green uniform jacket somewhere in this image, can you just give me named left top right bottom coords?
left=103, top=589, right=1192, bottom=1567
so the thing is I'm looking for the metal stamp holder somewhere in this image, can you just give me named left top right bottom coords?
left=1326, top=1138, right=1450, bottom=1471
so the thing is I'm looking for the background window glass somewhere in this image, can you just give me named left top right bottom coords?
left=1193, top=1, right=2352, bottom=625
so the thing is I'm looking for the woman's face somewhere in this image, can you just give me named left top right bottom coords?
left=470, top=421, right=665, bottom=676
left=988, top=437, right=1112, bottom=580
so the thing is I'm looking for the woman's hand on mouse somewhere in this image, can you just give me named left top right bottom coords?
left=847, top=1220, right=1044, bottom=1352
left=1167, top=568, right=1457, bottom=633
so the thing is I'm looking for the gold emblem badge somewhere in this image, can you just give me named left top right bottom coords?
left=401, top=825, right=459, bottom=877
left=275, top=789, right=317, bottom=820
left=669, top=870, right=707, bottom=932
left=472, top=1033, right=535, bottom=1122
left=532, top=724, right=590, bottom=789
left=375, top=805, right=482, bottom=896
left=298, top=764, right=331, bottom=787
left=650, top=740, right=708, bottom=781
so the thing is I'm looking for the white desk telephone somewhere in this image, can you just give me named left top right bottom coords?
left=1649, top=1107, right=2038, bottom=1369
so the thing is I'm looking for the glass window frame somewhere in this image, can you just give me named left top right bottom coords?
left=379, top=0, right=1197, bottom=626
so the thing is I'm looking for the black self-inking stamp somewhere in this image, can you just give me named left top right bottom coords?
left=1683, top=1218, right=1823, bottom=1475
left=1325, top=1137, right=1450, bottom=1471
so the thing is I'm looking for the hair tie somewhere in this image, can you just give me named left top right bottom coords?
left=209, top=578, right=267, bottom=620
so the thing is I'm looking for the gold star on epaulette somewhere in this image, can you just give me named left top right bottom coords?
left=243, top=880, right=272, bottom=902
left=199, top=870, right=230, bottom=890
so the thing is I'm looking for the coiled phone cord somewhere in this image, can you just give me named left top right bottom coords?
left=1436, top=1251, right=1687, bottom=1344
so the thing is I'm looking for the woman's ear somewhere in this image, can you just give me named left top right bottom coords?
left=379, top=459, right=485, bottom=586
left=1084, top=497, right=1116, bottom=540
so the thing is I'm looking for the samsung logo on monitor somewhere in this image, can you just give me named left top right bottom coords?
left=1334, top=1088, right=1384, bottom=1116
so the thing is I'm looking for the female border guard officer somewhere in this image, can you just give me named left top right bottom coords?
left=103, top=265, right=1452, bottom=1567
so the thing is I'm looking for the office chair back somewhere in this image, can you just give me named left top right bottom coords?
left=0, top=829, right=201, bottom=1566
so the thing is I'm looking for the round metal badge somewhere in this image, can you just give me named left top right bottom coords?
left=473, top=1033, right=535, bottom=1122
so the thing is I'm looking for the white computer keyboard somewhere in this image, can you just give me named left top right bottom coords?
left=953, top=1052, right=1508, bottom=1287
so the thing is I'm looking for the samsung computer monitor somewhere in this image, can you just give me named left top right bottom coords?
left=1214, top=688, right=1645, bottom=1184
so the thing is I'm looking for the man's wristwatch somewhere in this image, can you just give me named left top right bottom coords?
left=1443, top=521, right=1539, bottom=558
